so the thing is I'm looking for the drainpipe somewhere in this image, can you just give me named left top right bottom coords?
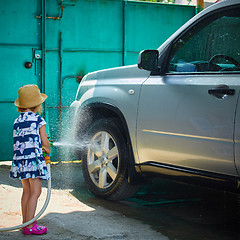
left=42, top=0, right=46, bottom=92
left=59, top=31, right=63, bottom=136
left=42, top=0, right=46, bottom=119
left=196, top=0, right=204, bottom=13
left=122, top=0, right=126, bottom=66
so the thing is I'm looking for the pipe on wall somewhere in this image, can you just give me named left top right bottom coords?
left=196, top=0, right=204, bottom=13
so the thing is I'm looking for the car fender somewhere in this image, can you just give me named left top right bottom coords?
left=71, top=80, right=146, bottom=166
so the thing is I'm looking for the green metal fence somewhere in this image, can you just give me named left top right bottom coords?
left=0, top=0, right=195, bottom=161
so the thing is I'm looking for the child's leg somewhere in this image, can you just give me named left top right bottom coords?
left=21, top=179, right=31, bottom=224
left=25, top=178, right=42, bottom=228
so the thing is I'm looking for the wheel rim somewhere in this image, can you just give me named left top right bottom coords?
left=87, top=131, right=120, bottom=189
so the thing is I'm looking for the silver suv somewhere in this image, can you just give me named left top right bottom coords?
left=70, top=0, right=240, bottom=200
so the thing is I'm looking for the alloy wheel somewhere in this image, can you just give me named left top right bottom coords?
left=87, top=131, right=119, bottom=189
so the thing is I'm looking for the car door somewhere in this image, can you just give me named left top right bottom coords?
left=136, top=5, right=240, bottom=176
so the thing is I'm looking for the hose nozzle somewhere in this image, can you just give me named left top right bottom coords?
left=43, top=152, right=51, bottom=164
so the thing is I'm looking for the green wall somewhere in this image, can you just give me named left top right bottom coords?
left=0, top=0, right=195, bottom=160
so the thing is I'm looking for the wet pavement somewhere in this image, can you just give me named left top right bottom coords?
left=53, top=161, right=240, bottom=240
left=1, top=161, right=240, bottom=240
left=110, top=182, right=240, bottom=240
left=75, top=180, right=240, bottom=240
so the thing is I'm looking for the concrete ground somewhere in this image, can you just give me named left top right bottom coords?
left=0, top=161, right=168, bottom=240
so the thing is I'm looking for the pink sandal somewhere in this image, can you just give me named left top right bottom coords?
left=22, top=221, right=47, bottom=235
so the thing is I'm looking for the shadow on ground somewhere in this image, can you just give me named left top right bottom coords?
left=1, top=162, right=240, bottom=240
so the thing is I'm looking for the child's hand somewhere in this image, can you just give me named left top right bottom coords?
left=42, top=148, right=51, bottom=164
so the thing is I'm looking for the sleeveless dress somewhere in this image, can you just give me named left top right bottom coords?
left=10, top=112, right=50, bottom=180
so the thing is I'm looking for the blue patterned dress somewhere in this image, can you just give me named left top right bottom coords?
left=10, top=112, right=50, bottom=180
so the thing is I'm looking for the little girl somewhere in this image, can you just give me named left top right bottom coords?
left=10, top=84, right=51, bottom=235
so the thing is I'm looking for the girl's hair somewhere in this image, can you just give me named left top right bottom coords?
left=17, top=105, right=42, bottom=115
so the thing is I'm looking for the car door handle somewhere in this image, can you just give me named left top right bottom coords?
left=208, top=86, right=235, bottom=99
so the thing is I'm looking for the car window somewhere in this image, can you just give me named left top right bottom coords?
left=168, top=7, right=240, bottom=74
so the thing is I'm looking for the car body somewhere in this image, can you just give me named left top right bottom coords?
left=70, top=0, right=240, bottom=200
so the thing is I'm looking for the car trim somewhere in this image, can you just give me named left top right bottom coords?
left=165, top=72, right=240, bottom=76
left=142, top=129, right=233, bottom=143
left=137, top=161, right=240, bottom=192
left=80, top=102, right=131, bottom=139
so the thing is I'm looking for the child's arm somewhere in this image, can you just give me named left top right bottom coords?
left=40, top=125, right=51, bottom=154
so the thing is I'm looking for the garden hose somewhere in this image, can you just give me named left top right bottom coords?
left=0, top=156, right=52, bottom=232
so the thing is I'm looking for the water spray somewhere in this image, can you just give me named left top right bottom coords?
left=0, top=154, right=52, bottom=232
left=52, top=140, right=90, bottom=149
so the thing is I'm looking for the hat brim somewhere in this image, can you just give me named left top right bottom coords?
left=14, top=93, right=47, bottom=108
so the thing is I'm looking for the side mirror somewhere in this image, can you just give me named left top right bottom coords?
left=138, top=50, right=159, bottom=72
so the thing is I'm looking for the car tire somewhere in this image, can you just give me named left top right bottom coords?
left=81, top=118, right=138, bottom=200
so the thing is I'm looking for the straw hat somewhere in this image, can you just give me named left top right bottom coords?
left=14, top=84, right=47, bottom=108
